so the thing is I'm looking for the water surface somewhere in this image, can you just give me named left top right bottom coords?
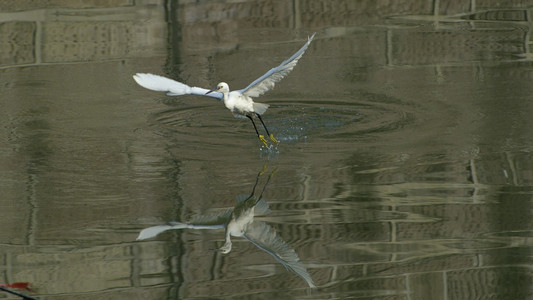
left=1, top=1, right=532, bottom=299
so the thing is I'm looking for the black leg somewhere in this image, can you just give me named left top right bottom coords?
left=256, top=113, right=278, bottom=144
left=246, top=115, right=260, bottom=136
left=246, top=166, right=263, bottom=200
left=255, top=113, right=271, bottom=136
left=257, top=166, right=277, bottom=201
left=247, top=115, right=268, bottom=146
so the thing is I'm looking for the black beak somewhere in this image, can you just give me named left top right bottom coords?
left=205, top=88, right=217, bottom=95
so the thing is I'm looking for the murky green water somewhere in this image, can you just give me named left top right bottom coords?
left=1, top=1, right=533, bottom=299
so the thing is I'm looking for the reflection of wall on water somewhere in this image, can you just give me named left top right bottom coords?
left=0, top=243, right=177, bottom=296
left=0, top=1, right=173, bottom=297
left=168, top=1, right=533, bottom=298
left=1, top=0, right=533, bottom=298
left=0, top=0, right=165, bottom=67
left=1, top=0, right=532, bottom=67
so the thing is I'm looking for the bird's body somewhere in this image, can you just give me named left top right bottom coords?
left=226, top=91, right=253, bottom=117
left=215, top=83, right=267, bottom=118
left=219, top=187, right=262, bottom=254
left=133, top=33, right=316, bottom=147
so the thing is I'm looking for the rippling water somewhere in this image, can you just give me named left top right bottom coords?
left=1, top=1, right=533, bottom=300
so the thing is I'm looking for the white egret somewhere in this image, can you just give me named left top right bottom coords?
left=133, top=33, right=316, bottom=147
left=136, top=167, right=316, bottom=288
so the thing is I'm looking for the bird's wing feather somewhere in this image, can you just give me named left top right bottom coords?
left=136, top=210, right=232, bottom=241
left=136, top=224, right=183, bottom=241
left=133, top=73, right=223, bottom=101
left=243, top=221, right=316, bottom=288
left=136, top=221, right=226, bottom=241
left=237, top=33, right=316, bottom=98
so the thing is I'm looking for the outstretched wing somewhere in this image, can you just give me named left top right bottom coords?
left=137, top=224, right=183, bottom=241
left=237, top=33, right=316, bottom=98
left=243, top=221, right=316, bottom=288
left=133, top=73, right=223, bottom=101
left=136, top=222, right=226, bottom=241
left=137, top=210, right=232, bottom=241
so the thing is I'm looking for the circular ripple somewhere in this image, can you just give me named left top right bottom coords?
left=148, top=102, right=238, bottom=146
left=269, top=96, right=416, bottom=143
left=148, top=94, right=416, bottom=152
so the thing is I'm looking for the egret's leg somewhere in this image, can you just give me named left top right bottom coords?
left=247, top=115, right=268, bottom=147
left=256, top=113, right=278, bottom=144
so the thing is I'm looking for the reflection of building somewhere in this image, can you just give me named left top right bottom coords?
left=0, top=0, right=166, bottom=67
left=2, top=0, right=532, bottom=68
left=1, top=0, right=532, bottom=299
left=0, top=1, right=173, bottom=298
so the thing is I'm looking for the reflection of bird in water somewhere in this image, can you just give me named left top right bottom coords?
left=133, top=33, right=316, bottom=147
left=137, top=167, right=316, bottom=288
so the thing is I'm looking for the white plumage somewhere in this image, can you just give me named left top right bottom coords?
left=132, top=73, right=224, bottom=99
left=133, top=33, right=316, bottom=147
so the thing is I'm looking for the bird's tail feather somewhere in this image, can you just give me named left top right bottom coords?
left=253, top=102, right=270, bottom=115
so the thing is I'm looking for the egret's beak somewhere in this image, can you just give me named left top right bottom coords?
left=210, top=248, right=228, bottom=254
left=205, top=87, right=218, bottom=95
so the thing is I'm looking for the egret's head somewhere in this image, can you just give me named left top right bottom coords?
left=217, top=240, right=232, bottom=254
left=206, top=82, right=230, bottom=95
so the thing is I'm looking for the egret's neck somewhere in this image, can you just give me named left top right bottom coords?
left=220, top=231, right=232, bottom=254
left=222, top=91, right=229, bottom=102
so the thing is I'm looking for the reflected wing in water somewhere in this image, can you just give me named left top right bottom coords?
left=137, top=210, right=232, bottom=241
left=243, top=221, right=316, bottom=288
left=137, top=224, right=185, bottom=241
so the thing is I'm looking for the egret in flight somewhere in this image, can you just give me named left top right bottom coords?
left=137, top=167, right=316, bottom=288
left=133, top=33, right=316, bottom=147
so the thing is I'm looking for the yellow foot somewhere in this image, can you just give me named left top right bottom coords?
left=269, top=167, right=278, bottom=179
left=259, top=163, right=268, bottom=175
left=258, top=135, right=268, bottom=147
left=269, top=133, right=279, bottom=144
